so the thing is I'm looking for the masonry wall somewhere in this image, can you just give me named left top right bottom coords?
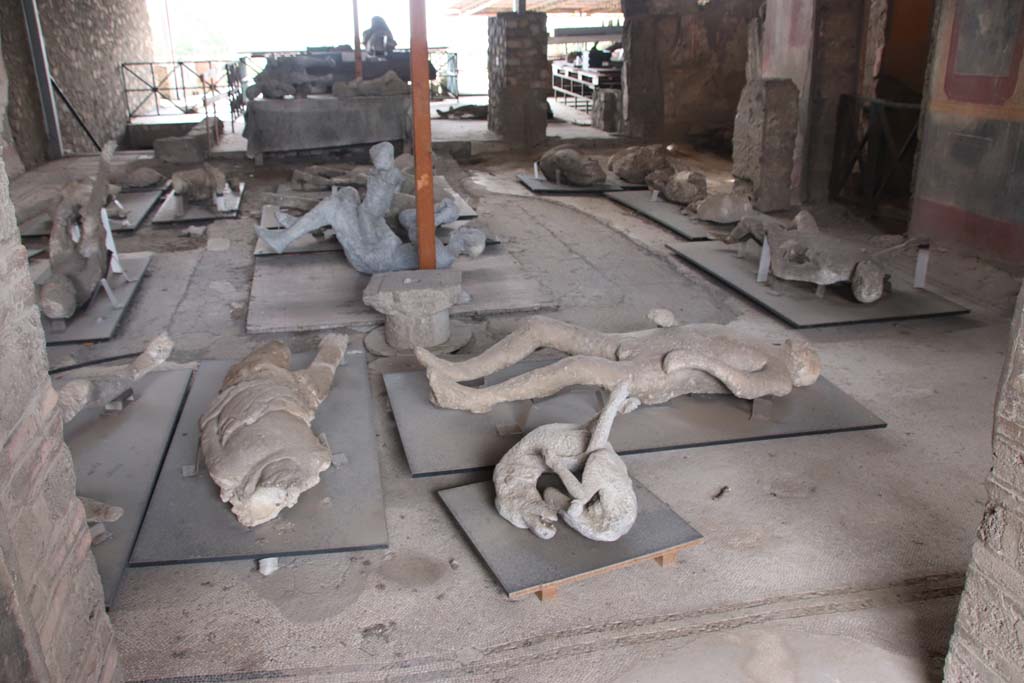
left=487, top=11, right=548, bottom=148
left=909, top=0, right=1024, bottom=264
left=0, top=26, right=122, bottom=681
left=0, top=0, right=153, bottom=167
left=803, top=0, right=864, bottom=203
left=945, top=283, right=1024, bottom=681
left=621, top=0, right=761, bottom=142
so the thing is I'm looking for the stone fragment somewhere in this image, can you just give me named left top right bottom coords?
left=363, top=269, right=463, bottom=350
left=732, top=78, right=799, bottom=212
left=609, top=144, right=672, bottom=184
left=538, top=146, right=607, bottom=186
left=248, top=54, right=337, bottom=99
left=591, top=88, right=622, bottom=132
left=171, top=164, right=227, bottom=205
left=332, top=70, right=410, bottom=98
left=648, top=170, right=708, bottom=205
left=793, top=209, right=819, bottom=232
left=37, top=141, right=116, bottom=320
left=695, top=193, right=754, bottom=224
left=112, top=166, right=165, bottom=189
left=724, top=212, right=891, bottom=303
left=255, top=142, right=486, bottom=273
left=494, top=382, right=638, bottom=542
left=200, top=334, right=349, bottom=527
left=54, top=332, right=174, bottom=422
left=415, top=311, right=821, bottom=414
left=179, top=225, right=207, bottom=238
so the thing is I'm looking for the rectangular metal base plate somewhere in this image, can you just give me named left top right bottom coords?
left=17, top=190, right=164, bottom=237
left=109, top=189, right=164, bottom=232
left=384, top=361, right=886, bottom=477
left=129, top=351, right=388, bottom=566
left=671, top=241, right=970, bottom=328
left=246, top=244, right=556, bottom=334
left=63, top=368, right=193, bottom=605
left=604, top=191, right=710, bottom=241
left=517, top=174, right=642, bottom=194
left=254, top=204, right=341, bottom=256
left=434, top=176, right=478, bottom=219
left=152, top=183, right=245, bottom=224
left=44, top=252, right=152, bottom=345
left=439, top=480, right=703, bottom=599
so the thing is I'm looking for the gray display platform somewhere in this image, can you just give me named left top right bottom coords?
left=670, top=241, right=970, bottom=328
left=17, top=190, right=164, bottom=237
left=517, top=174, right=644, bottom=194
left=246, top=244, right=556, bottom=334
left=44, top=252, right=152, bottom=345
left=384, top=361, right=886, bottom=477
left=605, top=190, right=710, bottom=240
left=254, top=204, right=341, bottom=256
left=434, top=176, right=478, bottom=219
left=130, top=351, right=388, bottom=566
left=107, top=189, right=164, bottom=232
left=63, top=368, right=193, bottom=605
left=272, top=176, right=476, bottom=218
left=18, top=213, right=52, bottom=238
left=439, top=480, right=703, bottom=600
left=152, top=183, right=245, bottom=224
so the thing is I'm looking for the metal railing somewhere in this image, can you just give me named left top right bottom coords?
left=119, top=60, right=246, bottom=129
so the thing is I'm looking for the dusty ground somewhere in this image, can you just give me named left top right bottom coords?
left=14, top=138, right=1022, bottom=682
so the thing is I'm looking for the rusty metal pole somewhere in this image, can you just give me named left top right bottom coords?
left=352, top=0, right=363, bottom=80
left=409, top=0, right=436, bottom=269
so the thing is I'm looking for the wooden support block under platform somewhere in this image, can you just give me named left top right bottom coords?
left=670, top=240, right=970, bottom=328
left=604, top=190, right=710, bottom=241
left=129, top=351, right=388, bottom=566
left=439, top=480, right=703, bottom=601
left=383, top=360, right=886, bottom=477
left=62, top=368, right=193, bottom=606
left=42, top=252, right=152, bottom=345
left=245, top=244, right=556, bottom=334
left=152, top=183, right=245, bottom=225
left=517, top=173, right=644, bottom=195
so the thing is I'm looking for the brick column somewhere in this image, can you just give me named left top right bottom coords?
left=945, top=285, right=1024, bottom=681
left=0, top=34, right=122, bottom=682
left=487, top=11, right=548, bottom=148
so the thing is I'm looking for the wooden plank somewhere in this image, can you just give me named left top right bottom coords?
left=410, top=0, right=436, bottom=269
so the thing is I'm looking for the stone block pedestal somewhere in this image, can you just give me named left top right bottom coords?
left=362, top=269, right=472, bottom=356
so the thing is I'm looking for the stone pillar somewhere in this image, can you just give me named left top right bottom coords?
left=733, top=78, right=799, bottom=212
left=363, top=269, right=470, bottom=356
left=487, top=11, right=548, bottom=148
left=945, top=284, right=1024, bottom=681
left=591, top=88, right=621, bottom=133
left=0, top=28, right=122, bottom=680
